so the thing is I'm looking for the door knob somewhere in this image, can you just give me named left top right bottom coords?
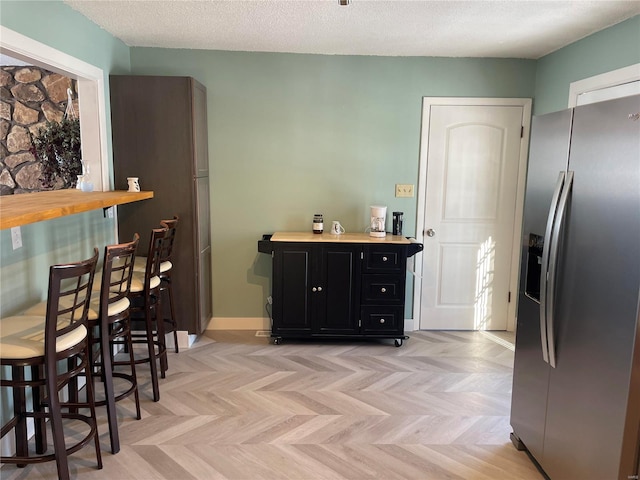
left=426, top=229, right=436, bottom=237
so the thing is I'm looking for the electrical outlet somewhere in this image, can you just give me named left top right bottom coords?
left=11, top=226, right=22, bottom=250
left=267, top=296, right=273, bottom=305
left=395, top=184, right=414, bottom=198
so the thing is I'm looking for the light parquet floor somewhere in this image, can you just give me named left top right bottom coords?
left=1, top=330, right=544, bottom=480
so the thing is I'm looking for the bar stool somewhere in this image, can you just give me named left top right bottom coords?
left=0, top=250, right=102, bottom=480
left=134, top=216, right=179, bottom=358
left=159, top=217, right=179, bottom=358
left=125, top=226, right=169, bottom=402
left=89, top=234, right=141, bottom=454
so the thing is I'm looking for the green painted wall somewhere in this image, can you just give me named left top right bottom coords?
left=534, top=15, right=640, bottom=114
left=129, top=49, right=537, bottom=319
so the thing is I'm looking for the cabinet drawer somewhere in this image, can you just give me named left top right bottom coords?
left=363, top=246, right=404, bottom=272
left=361, top=274, right=404, bottom=303
left=361, top=306, right=403, bottom=333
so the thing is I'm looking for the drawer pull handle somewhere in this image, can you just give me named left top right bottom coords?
left=312, top=287, right=317, bottom=292
left=381, top=287, right=387, bottom=293
left=380, top=318, right=385, bottom=324
left=317, top=286, right=323, bottom=292
left=382, top=256, right=388, bottom=262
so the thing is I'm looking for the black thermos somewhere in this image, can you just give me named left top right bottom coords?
left=392, top=211, right=403, bottom=236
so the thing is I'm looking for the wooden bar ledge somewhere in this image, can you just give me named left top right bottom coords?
left=0, top=190, right=153, bottom=229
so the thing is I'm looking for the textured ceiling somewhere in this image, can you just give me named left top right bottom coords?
left=64, top=0, right=640, bottom=59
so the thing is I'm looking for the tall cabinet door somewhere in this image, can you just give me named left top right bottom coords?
left=196, top=176, right=212, bottom=333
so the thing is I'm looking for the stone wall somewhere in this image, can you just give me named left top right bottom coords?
left=0, top=66, right=78, bottom=195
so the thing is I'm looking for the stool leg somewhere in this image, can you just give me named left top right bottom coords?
left=12, top=366, right=28, bottom=468
left=82, top=344, right=103, bottom=470
left=101, top=321, right=120, bottom=454
left=32, top=365, right=47, bottom=455
left=165, top=278, right=179, bottom=353
left=67, top=357, right=79, bottom=414
left=45, top=359, right=70, bottom=480
left=123, top=320, right=142, bottom=420
left=156, top=301, right=168, bottom=378
left=145, top=304, right=161, bottom=402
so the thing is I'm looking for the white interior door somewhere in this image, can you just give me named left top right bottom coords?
left=419, top=103, right=528, bottom=330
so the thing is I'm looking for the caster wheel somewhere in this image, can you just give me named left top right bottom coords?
left=273, top=337, right=282, bottom=345
left=394, top=338, right=403, bottom=347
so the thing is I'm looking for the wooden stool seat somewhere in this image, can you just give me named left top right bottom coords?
left=134, top=257, right=172, bottom=273
left=0, top=315, right=88, bottom=361
left=130, top=271, right=161, bottom=292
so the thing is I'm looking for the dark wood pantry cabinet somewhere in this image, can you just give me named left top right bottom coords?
left=260, top=232, right=423, bottom=346
left=110, top=75, right=212, bottom=335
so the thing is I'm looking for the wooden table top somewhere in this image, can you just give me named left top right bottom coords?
left=271, top=232, right=411, bottom=244
left=0, top=189, right=153, bottom=229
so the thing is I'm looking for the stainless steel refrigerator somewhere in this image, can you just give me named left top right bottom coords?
left=510, top=94, right=640, bottom=480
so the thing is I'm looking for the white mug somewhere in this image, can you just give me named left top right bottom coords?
left=331, top=221, right=345, bottom=235
left=127, top=177, right=140, bottom=192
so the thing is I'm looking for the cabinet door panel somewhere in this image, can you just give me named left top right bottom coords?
left=198, top=245, right=212, bottom=333
left=196, top=177, right=210, bottom=252
left=315, top=247, right=359, bottom=334
left=273, top=247, right=312, bottom=333
left=192, top=79, right=209, bottom=177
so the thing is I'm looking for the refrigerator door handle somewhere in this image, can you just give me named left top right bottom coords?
left=546, top=170, right=574, bottom=368
left=540, top=171, right=566, bottom=364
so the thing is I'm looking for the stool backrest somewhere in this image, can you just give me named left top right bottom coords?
left=100, top=234, right=140, bottom=317
left=159, top=215, right=179, bottom=264
left=44, top=248, right=99, bottom=360
left=143, top=227, right=169, bottom=291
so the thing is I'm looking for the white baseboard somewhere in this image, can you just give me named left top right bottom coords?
left=404, top=318, right=415, bottom=332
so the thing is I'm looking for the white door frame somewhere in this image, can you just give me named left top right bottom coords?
left=568, top=63, right=640, bottom=107
left=413, top=97, right=532, bottom=332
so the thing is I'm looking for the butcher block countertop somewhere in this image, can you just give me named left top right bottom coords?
left=0, top=190, right=153, bottom=229
left=271, top=232, right=411, bottom=244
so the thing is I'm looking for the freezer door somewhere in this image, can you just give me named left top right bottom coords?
left=511, top=108, right=572, bottom=459
left=542, top=95, right=640, bottom=480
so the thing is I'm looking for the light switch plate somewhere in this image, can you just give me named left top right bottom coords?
left=395, top=184, right=414, bottom=198
left=11, top=226, right=22, bottom=250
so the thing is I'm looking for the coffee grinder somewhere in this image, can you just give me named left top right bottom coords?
left=369, top=205, right=387, bottom=237
left=392, top=211, right=403, bottom=236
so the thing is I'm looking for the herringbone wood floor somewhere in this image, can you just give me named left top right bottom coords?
left=1, top=330, right=543, bottom=480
